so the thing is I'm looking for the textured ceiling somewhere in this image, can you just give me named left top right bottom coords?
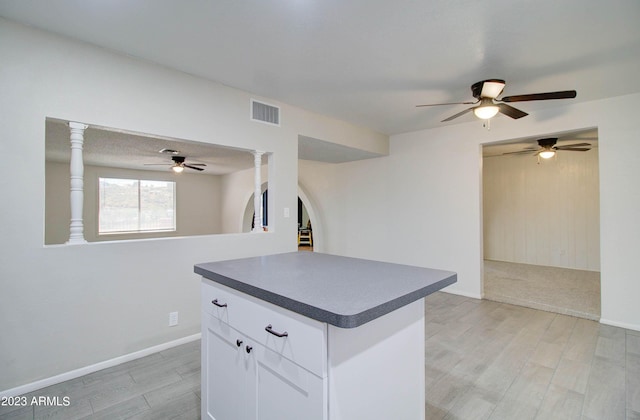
left=1, top=1, right=639, bottom=136
left=46, top=120, right=264, bottom=175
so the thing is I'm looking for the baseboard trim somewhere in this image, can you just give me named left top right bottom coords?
left=0, top=333, right=201, bottom=398
left=600, top=318, right=640, bottom=332
left=441, top=288, right=482, bottom=300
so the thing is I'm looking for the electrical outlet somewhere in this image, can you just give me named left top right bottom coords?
left=169, top=311, right=178, bottom=327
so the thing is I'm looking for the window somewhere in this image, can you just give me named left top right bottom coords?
left=99, top=178, right=176, bottom=234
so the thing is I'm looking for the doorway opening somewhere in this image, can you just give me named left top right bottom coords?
left=481, top=128, right=601, bottom=320
left=297, top=197, right=313, bottom=251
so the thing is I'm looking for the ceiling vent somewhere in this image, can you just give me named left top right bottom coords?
left=251, top=99, right=280, bottom=126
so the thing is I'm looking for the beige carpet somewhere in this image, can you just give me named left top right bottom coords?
left=483, top=259, right=601, bottom=321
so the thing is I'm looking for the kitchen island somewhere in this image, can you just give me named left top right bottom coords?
left=195, top=252, right=456, bottom=420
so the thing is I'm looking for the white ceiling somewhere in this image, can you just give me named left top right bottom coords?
left=2, top=1, right=639, bottom=136
left=298, top=135, right=385, bottom=163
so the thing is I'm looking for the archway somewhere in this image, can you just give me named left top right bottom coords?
left=297, top=186, right=322, bottom=252
left=242, top=182, right=269, bottom=232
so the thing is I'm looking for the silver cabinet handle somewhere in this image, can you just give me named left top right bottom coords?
left=211, top=299, right=227, bottom=308
left=265, top=324, right=288, bottom=338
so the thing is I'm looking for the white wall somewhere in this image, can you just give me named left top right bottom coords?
left=0, top=18, right=386, bottom=392
left=299, top=94, right=640, bottom=331
left=483, top=149, right=600, bottom=271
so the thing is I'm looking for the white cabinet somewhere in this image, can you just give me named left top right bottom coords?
left=201, top=278, right=425, bottom=420
left=202, top=281, right=327, bottom=420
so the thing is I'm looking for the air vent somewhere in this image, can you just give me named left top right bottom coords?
left=251, top=99, right=280, bottom=126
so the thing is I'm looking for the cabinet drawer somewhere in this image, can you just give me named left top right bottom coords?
left=202, top=279, right=260, bottom=331
left=202, top=279, right=327, bottom=377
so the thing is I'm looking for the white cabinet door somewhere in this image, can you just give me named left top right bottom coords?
left=202, top=313, right=250, bottom=420
left=253, top=345, right=326, bottom=420
left=202, top=280, right=327, bottom=420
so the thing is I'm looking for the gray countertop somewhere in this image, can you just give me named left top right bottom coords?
left=194, top=252, right=456, bottom=328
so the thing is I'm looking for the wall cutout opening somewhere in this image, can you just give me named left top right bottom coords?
left=45, top=119, right=270, bottom=244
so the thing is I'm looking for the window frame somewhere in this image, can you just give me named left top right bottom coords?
left=98, top=177, right=177, bottom=235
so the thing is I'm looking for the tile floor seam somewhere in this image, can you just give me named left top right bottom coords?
left=530, top=312, right=560, bottom=420
left=579, top=331, right=601, bottom=420
left=626, top=332, right=630, bottom=416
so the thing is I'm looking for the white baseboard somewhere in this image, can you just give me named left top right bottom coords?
left=441, top=287, right=482, bottom=300
left=0, top=333, right=201, bottom=398
left=600, top=318, right=640, bottom=332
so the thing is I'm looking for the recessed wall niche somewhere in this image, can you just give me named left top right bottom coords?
left=44, top=119, right=269, bottom=244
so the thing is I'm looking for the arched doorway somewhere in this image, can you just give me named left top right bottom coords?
left=242, top=182, right=268, bottom=232
left=297, top=197, right=313, bottom=251
left=298, top=186, right=322, bottom=252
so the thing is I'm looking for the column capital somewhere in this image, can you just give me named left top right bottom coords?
left=68, top=122, right=89, bottom=131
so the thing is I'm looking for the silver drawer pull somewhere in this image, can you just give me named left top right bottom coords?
left=211, top=299, right=227, bottom=308
left=265, top=324, right=288, bottom=338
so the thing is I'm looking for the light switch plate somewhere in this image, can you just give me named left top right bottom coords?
left=169, top=311, right=178, bottom=327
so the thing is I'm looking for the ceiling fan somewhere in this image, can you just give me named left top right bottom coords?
left=416, top=79, right=577, bottom=122
left=503, top=137, right=591, bottom=161
left=144, top=155, right=207, bottom=173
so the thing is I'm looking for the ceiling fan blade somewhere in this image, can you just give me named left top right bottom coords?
left=441, top=107, right=474, bottom=122
left=416, top=100, right=477, bottom=107
left=500, top=90, right=577, bottom=103
left=184, top=164, right=205, bottom=171
left=502, top=149, right=538, bottom=155
left=556, top=147, right=591, bottom=152
left=144, top=163, right=172, bottom=166
left=497, top=103, right=528, bottom=119
left=185, top=163, right=207, bottom=166
left=555, top=143, right=591, bottom=148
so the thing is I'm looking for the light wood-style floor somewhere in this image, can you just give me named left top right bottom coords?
left=2, top=293, right=638, bottom=419
left=425, top=292, right=639, bottom=420
left=0, top=340, right=201, bottom=420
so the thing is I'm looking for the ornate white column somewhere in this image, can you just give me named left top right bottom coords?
left=252, top=150, right=265, bottom=232
left=66, top=122, right=89, bottom=244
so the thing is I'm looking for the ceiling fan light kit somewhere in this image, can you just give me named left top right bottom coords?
left=473, top=98, right=500, bottom=119
left=417, top=79, right=577, bottom=126
left=538, top=150, right=556, bottom=159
